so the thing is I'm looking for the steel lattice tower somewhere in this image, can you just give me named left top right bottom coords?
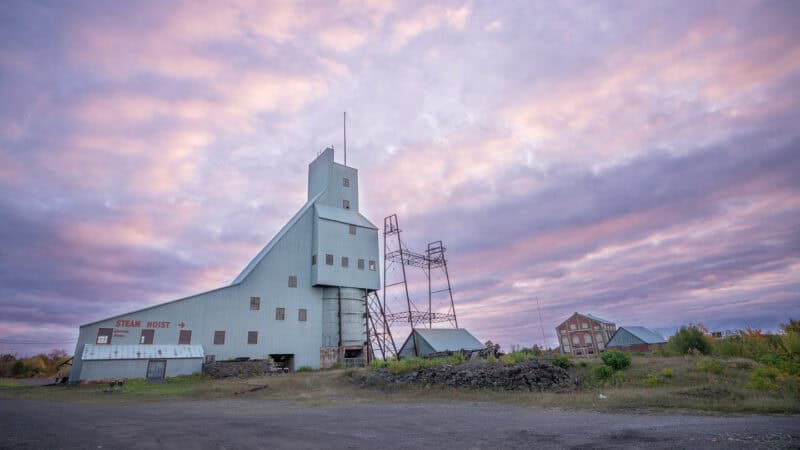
left=367, top=214, right=459, bottom=359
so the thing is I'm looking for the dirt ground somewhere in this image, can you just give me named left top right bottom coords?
left=1, top=397, right=798, bottom=449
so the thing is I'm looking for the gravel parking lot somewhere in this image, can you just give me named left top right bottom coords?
left=1, top=398, right=798, bottom=449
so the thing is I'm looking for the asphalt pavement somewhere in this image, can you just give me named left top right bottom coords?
left=1, top=398, right=798, bottom=449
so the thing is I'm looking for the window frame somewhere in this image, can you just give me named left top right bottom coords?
left=288, top=275, right=297, bottom=288
left=213, top=330, right=225, bottom=345
left=342, top=177, right=350, bottom=187
left=96, top=328, right=113, bottom=345
left=275, top=307, right=285, bottom=321
left=250, top=296, right=261, bottom=311
left=178, top=330, right=192, bottom=345
left=368, top=260, right=376, bottom=271
left=139, top=329, right=155, bottom=345
left=247, top=331, right=258, bottom=345
left=311, top=254, right=317, bottom=265
left=298, top=308, right=307, bottom=322
left=342, top=199, right=350, bottom=209
left=341, top=256, right=349, bottom=268
left=358, top=258, right=365, bottom=270
left=349, top=224, right=356, bottom=235
left=325, top=254, right=334, bottom=265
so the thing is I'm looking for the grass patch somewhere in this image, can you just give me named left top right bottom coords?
left=1, top=355, right=798, bottom=414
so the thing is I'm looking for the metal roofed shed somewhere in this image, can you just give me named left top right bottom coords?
left=399, top=328, right=484, bottom=358
left=79, top=345, right=204, bottom=381
left=606, top=327, right=666, bottom=352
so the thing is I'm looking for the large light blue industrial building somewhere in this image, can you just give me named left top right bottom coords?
left=70, top=148, right=380, bottom=382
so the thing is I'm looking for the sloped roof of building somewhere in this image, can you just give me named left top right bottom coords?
left=607, top=326, right=666, bottom=347
left=231, top=191, right=324, bottom=284
left=315, top=204, right=377, bottom=229
left=403, top=328, right=484, bottom=353
left=584, top=313, right=614, bottom=325
left=82, top=345, right=204, bottom=360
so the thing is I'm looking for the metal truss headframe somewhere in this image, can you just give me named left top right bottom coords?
left=368, top=214, right=459, bottom=359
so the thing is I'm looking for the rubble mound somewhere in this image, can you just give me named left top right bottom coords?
left=203, top=360, right=285, bottom=378
left=355, top=359, right=577, bottom=392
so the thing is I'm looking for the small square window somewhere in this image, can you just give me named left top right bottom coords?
left=178, top=330, right=192, bottom=345
left=343, top=199, right=350, bottom=209
left=326, top=254, right=334, bottom=265
left=298, top=308, right=307, bottom=321
left=250, top=296, right=260, bottom=310
left=248, top=331, right=258, bottom=345
left=581, top=323, right=589, bottom=329
left=349, top=224, right=356, bottom=235
left=358, top=259, right=365, bottom=270
left=343, top=177, right=350, bottom=187
left=368, top=260, right=376, bottom=271
left=341, top=257, right=349, bottom=268
left=288, top=275, right=297, bottom=288
left=140, top=329, right=154, bottom=345
left=214, top=330, right=225, bottom=345
left=275, top=307, right=285, bottom=321
left=96, top=328, right=113, bottom=345
left=311, top=254, right=316, bottom=265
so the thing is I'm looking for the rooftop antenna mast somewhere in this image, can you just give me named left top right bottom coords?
left=343, top=111, right=347, bottom=166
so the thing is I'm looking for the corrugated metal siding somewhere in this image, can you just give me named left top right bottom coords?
left=82, top=345, right=204, bottom=360
left=80, top=359, right=202, bottom=381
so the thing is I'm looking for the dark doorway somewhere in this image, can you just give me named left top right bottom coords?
left=147, top=359, right=166, bottom=382
left=269, top=354, right=294, bottom=371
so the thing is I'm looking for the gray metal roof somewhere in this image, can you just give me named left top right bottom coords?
left=315, top=204, right=378, bottom=229
left=607, top=326, right=666, bottom=347
left=82, top=345, right=204, bottom=360
left=413, top=328, right=484, bottom=352
left=584, top=313, right=614, bottom=325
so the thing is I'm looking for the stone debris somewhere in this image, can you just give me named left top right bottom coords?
left=203, top=359, right=287, bottom=378
left=354, top=359, right=577, bottom=391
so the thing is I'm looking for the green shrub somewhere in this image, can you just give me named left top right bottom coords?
left=600, top=350, right=631, bottom=371
left=296, top=366, right=313, bottom=372
left=759, top=353, right=800, bottom=376
left=714, top=337, right=744, bottom=357
left=749, top=367, right=781, bottom=391
left=486, top=354, right=498, bottom=364
left=611, top=370, right=625, bottom=385
left=670, top=326, right=713, bottom=355
left=696, top=359, right=724, bottom=375
left=552, top=354, right=573, bottom=369
left=644, top=372, right=660, bottom=387
left=661, top=367, right=673, bottom=378
left=500, top=351, right=534, bottom=366
left=579, top=361, right=588, bottom=368
left=593, top=365, right=613, bottom=381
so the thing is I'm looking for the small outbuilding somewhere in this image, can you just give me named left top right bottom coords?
left=79, top=345, right=204, bottom=381
left=606, top=327, right=666, bottom=352
left=399, top=328, right=484, bottom=358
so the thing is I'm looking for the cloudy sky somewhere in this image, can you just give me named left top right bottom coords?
left=1, top=0, right=798, bottom=354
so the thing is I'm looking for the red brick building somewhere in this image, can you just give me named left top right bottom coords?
left=556, top=312, right=616, bottom=357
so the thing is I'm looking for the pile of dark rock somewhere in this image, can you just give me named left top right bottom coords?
left=354, top=359, right=577, bottom=392
left=203, top=359, right=285, bottom=378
